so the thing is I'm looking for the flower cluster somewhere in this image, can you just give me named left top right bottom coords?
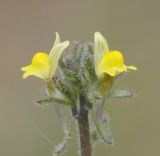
left=21, top=32, right=137, bottom=146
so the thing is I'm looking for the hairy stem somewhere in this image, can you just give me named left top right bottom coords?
left=77, top=95, right=92, bottom=156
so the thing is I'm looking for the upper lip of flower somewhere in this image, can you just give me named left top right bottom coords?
left=21, top=32, right=70, bottom=81
left=94, top=32, right=137, bottom=78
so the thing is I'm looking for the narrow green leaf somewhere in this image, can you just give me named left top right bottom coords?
left=108, top=89, right=134, bottom=98
left=91, top=107, right=113, bottom=144
left=95, top=114, right=113, bottom=144
left=97, top=120, right=113, bottom=144
left=37, top=97, right=71, bottom=106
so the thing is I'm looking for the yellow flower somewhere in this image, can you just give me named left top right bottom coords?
left=21, top=33, right=70, bottom=81
left=94, top=32, right=137, bottom=78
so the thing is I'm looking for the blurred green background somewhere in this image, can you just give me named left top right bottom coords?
left=0, top=0, right=159, bottom=155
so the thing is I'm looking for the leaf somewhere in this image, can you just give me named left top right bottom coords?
left=91, top=107, right=114, bottom=144
left=95, top=113, right=113, bottom=144
left=108, top=89, right=134, bottom=99
left=37, top=97, right=71, bottom=106
left=52, top=131, right=71, bottom=156
left=52, top=118, right=74, bottom=156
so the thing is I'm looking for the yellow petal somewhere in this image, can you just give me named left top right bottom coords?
left=97, top=51, right=137, bottom=77
left=49, top=41, right=70, bottom=77
left=22, top=66, right=47, bottom=80
left=21, top=65, right=32, bottom=72
left=127, top=66, right=137, bottom=70
left=94, top=32, right=109, bottom=75
left=21, top=52, right=50, bottom=80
